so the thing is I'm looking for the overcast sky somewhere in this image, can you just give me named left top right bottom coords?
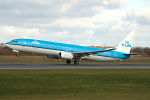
left=0, top=0, right=150, bottom=47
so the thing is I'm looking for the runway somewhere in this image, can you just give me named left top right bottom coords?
left=0, top=64, right=150, bottom=70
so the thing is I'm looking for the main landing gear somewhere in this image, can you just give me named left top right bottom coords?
left=66, top=59, right=71, bottom=64
left=66, top=59, right=79, bottom=65
left=74, top=60, right=79, bottom=65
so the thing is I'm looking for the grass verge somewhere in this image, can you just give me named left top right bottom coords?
left=0, top=69, right=150, bottom=100
left=0, top=55, right=150, bottom=64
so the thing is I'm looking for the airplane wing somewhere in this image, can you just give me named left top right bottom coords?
left=73, top=48, right=115, bottom=57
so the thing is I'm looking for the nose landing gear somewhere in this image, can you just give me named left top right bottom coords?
left=16, top=53, right=19, bottom=57
left=12, top=50, right=19, bottom=57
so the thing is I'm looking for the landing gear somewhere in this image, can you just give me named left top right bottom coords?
left=66, top=59, right=79, bottom=65
left=74, top=60, right=79, bottom=65
left=66, top=59, right=71, bottom=64
left=16, top=53, right=19, bottom=57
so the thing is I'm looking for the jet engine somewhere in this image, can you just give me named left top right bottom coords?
left=59, top=52, right=73, bottom=60
left=47, top=55, right=60, bottom=59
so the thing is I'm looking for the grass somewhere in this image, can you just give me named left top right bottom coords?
left=0, top=55, right=150, bottom=64
left=0, top=69, right=150, bottom=100
left=0, top=56, right=150, bottom=64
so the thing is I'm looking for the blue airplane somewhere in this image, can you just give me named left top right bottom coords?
left=5, top=31, right=136, bottom=64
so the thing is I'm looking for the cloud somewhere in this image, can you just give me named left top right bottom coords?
left=0, top=0, right=150, bottom=47
left=91, top=6, right=104, bottom=13
left=50, top=31, right=69, bottom=37
left=48, top=18, right=104, bottom=29
left=0, top=26, right=40, bottom=42
left=59, top=3, right=72, bottom=13
left=100, top=0, right=126, bottom=9
left=0, top=0, right=126, bottom=20
left=102, top=0, right=109, bottom=5
left=85, top=30, right=95, bottom=35
left=46, top=9, right=125, bottom=30
left=123, top=7, right=150, bottom=25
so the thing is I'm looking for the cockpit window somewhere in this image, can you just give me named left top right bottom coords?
left=11, top=40, right=17, bottom=43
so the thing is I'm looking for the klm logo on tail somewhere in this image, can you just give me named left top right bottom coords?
left=122, top=41, right=131, bottom=47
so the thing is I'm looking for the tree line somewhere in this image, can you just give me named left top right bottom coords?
left=131, top=47, right=150, bottom=56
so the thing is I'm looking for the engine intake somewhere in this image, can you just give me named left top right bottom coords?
left=47, top=55, right=59, bottom=59
left=59, top=52, right=73, bottom=60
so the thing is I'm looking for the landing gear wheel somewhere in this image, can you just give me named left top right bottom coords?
left=16, top=53, right=19, bottom=57
left=74, top=60, right=79, bottom=65
left=66, top=59, right=71, bottom=64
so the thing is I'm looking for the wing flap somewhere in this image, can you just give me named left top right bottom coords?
left=73, top=48, right=115, bottom=57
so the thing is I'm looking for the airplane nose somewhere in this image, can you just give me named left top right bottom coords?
left=4, top=43, right=8, bottom=47
left=5, top=43, right=9, bottom=47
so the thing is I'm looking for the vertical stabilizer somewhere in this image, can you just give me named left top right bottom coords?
left=116, top=31, right=136, bottom=53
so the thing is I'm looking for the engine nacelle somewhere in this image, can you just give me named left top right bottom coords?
left=59, top=52, right=73, bottom=60
left=47, top=55, right=59, bottom=59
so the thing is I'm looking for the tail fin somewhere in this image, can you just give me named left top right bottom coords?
left=116, top=31, right=136, bottom=54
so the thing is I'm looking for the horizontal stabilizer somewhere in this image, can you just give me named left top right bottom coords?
left=123, top=53, right=139, bottom=56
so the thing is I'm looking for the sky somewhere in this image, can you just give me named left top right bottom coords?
left=0, top=0, right=150, bottom=47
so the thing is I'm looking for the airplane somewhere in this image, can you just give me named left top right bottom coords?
left=5, top=31, right=136, bottom=65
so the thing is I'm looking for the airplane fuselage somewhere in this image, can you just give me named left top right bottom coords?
left=5, top=39, right=130, bottom=63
